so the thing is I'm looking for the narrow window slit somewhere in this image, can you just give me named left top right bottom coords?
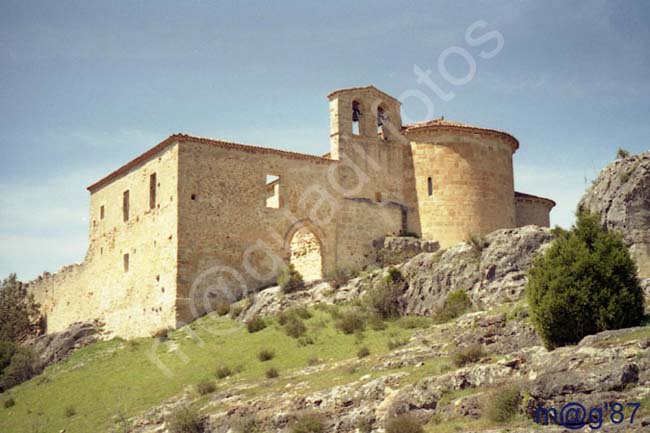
left=149, top=173, right=157, bottom=209
left=265, top=174, right=280, bottom=208
left=123, top=190, right=130, bottom=222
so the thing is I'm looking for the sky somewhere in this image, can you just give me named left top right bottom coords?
left=1, top=0, right=649, bottom=281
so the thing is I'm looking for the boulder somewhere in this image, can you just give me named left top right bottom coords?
left=27, top=320, right=102, bottom=370
left=578, top=152, right=650, bottom=278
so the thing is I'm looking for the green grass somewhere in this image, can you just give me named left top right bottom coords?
left=0, top=309, right=428, bottom=433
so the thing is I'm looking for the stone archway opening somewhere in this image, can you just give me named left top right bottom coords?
left=289, top=227, right=323, bottom=282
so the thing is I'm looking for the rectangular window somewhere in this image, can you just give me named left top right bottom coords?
left=427, top=177, right=433, bottom=196
left=123, top=253, right=129, bottom=272
left=149, top=173, right=157, bottom=209
left=265, top=174, right=280, bottom=208
left=100, top=205, right=105, bottom=220
left=123, top=190, right=130, bottom=222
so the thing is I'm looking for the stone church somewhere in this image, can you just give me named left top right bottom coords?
left=27, top=86, right=555, bottom=338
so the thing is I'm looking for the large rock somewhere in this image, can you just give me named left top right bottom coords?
left=401, top=225, right=554, bottom=315
left=578, top=152, right=650, bottom=278
left=27, top=320, right=102, bottom=370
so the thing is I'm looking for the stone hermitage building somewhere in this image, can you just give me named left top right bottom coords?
left=26, top=86, right=555, bottom=338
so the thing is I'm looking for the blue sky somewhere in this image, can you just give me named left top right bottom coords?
left=1, top=0, right=649, bottom=280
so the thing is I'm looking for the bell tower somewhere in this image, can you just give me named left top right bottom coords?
left=327, top=85, right=403, bottom=160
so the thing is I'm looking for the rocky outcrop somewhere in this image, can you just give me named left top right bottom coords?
left=27, top=320, right=102, bottom=371
left=241, top=226, right=554, bottom=320
left=401, top=225, right=553, bottom=315
left=189, top=315, right=650, bottom=433
left=578, top=152, right=650, bottom=278
left=239, top=282, right=335, bottom=322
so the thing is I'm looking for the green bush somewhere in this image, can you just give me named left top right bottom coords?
left=387, top=338, right=408, bottom=350
left=278, top=264, right=305, bottom=294
left=278, top=307, right=311, bottom=325
left=369, top=314, right=387, bottom=331
left=467, top=234, right=489, bottom=252
left=195, top=380, right=216, bottom=395
left=617, top=147, right=630, bottom=159
left=290, top=412, right=326, bottom=433
left=168, top=406, right=203, bottom=433
left=483, top=383, right=521, bottom=422
left=246, top=316, right=267, bottom=333
left=0, top=346, right=38, bottom=391
left=153, top=327, right=170, bottom=341
left=376, top=248, right=403, bottom=267
left=433, top=289, right=472, bottom=323
left=357, top=347, right=370, bottom=358
left=526, top=212, right=644, bottom=349
left=335, top=310, right=366, bottom=335
left=0, top=340, right=17, bottom=372
left=297, top=336, right=315, bottom=347
left=452, top=343, right=486, bottom=367
left=232, top=414, right=262, bottom=433
left=215, top=302, right=230, bottom=316
left=326, top=268, right=355, bottom=289
left=64, top=405, right=76, bottom=417
left=229, top=304, right=244, bottom=319
left=283, top=316, right=307, bottom=339
left=0, top=274, right=41, bottom=343
left=265, top=367, right=279, bottom=379
left=398, top=316, right=430, bottom=329
left=257, top=349, right=275, bottom=362
left=3, top=397, right=15, bottom=408
left=364, top=267, right=405, bottom=319
left=384, top=413, right=424, bottom=433
left=356, top=418, right=372, bottom=433
left=215, top=365, right=232, bottom=379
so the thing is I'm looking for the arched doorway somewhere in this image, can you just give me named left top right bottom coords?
left=289, top=227, right=323, bottom=282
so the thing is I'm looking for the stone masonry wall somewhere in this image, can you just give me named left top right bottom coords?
left=515, top=197, right=552, bottom=227
left=405, top=129, right=516, bottom=247
left=335, top=198, right=404, bottom=272
left=26, top=143, right=179, bottom=338
left=175, top=139, right=339, bottom=323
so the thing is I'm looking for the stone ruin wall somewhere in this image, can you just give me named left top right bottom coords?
left=26, top=143, right=180, bottom=338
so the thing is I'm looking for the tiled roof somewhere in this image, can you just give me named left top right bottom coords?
left=327, top=85, right=401, bottom=104
left=402, top=117, right=519, bottom=151
left=86, top=133, right=333, bottom=192
left=515, top=191, right=556, bottom=208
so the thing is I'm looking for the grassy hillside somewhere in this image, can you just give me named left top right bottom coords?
left=0, top=306, right=425, bottom=433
